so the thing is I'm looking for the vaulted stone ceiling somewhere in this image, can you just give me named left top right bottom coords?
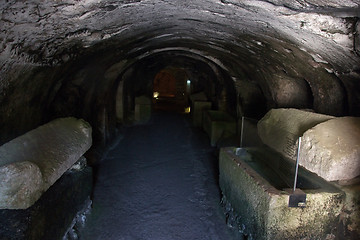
left=0, top=0, right=359, bottom=146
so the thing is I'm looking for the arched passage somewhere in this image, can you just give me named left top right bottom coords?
left=153, top=69, right=177, bottom=98
left=111, top=50, right=239, bottom=130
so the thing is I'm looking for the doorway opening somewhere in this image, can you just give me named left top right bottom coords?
left=153, top=67, right=191, bottom=113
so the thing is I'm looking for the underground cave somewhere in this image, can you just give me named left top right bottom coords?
left=1, top=0, right=360, bottom=239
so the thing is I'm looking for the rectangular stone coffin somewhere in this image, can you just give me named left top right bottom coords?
left=191, top=101, right=212, bottom=127
left=219, top=147, right=345, bottom=240
left=190, top=92, right=210, bottom=127
left=202, top=110, right=236, bottom=146
left=0, top=117, right=92, bottom=209
left=135, top=96, right=152, bottom=124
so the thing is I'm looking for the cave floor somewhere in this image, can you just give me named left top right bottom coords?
left=79, top=111, right=239, bottom=240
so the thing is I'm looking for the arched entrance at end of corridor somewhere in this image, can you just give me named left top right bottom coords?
left=152, top=67, right=191, bottom=113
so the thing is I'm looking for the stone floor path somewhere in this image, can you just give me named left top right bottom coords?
left=79, top=112, right=238, bottom=240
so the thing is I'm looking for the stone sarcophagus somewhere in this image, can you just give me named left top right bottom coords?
left=202, top=110, right=237, bottom=147
left=228, top=108, right=360, bottom=238
left=219, top=147, right=345, bottom=240
left=192, top=101, right=212, bottom=127
left=134, top=95, right=152, bottom=124
left=0, top=117, right=92, bottom=209
left=0, top=117, right=93, bottom=240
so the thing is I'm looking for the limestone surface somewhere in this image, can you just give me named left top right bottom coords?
left=257, top=108, right=334, bottom=159
left=0, top=117, right=92, bottom=209
left=266, top=73, right=313, bottom=108
left=300, top=117, right=360, bottom=181
left=0, top=161, right=43, bottom=209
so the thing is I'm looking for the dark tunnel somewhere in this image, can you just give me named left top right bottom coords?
left=0, top=1, right=360, bottom=239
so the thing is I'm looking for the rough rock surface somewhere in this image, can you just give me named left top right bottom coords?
left=300, top=117, right=360, bottom=181
left=0, top=0, right=359, bottom=149
left=0, top=117, right=92, bottom=209
left=0, top=0, right=358, bottom=68
left=0, top=161, right=43, bottom=210
left=257, top=108, right=334, bottom=159
left=266, top=73, right=313, bottom=108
